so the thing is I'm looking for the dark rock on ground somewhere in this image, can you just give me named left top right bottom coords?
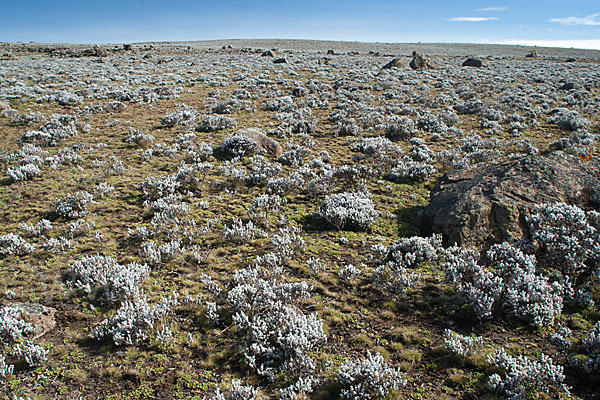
left=559, top=82, right=579, bottom=91
left=238, top=128, right=283, bottom=158
left=327, top=49, right=335, bottom=55
left=566, top=57, right=577, bottom=62
left=376, top=58, right=401, bottom=76
left=526, top=50, right=540, bottom=58
left=13, top=303, right=57, bottom=339
left=462, top=58, right=483, bottom=67
left=409, top=51, right=434, bottom=70
left=273, top=57, right=287, bottom=64
left=423, top=151, right=600, bottom=250
left=261, top=50, right=275, bottom=57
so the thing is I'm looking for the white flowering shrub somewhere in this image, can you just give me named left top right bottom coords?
left=0, top=305, right=48, bottom=375
left=7, top=163, right=41, bottom=182
left=271, top=225, right=304, bottom=262
left=223, top=219, right=267, bottom=244
left=266, top=173, right=305, bottom=196
left=13, top=341, right=48, bottom=367
left=319, top=191, right=378, bottom=230
left=161, top=106, right=199, bottom=127
left=0, top=354, right=13, bottom=377
left=210, top=379, right=259, bottom=400
left=0, top=233, right=34, bottom=257
left=336, top=351, right=406, bottom=400
left=234, top=303, right=325, bottom=381
left=139, top=175, right=180, bottom=201
left=68, top=254, right=150, bottom=304
left=443, top=329, right=484, bottom=357
left=139, top=240, right=183, bottom=266
left=221, top=134, right=257, bottom=158
left=338, top=264, right=362, bottom=283
left=248, top=193, right=281, bottom=222
left=386, top=158, right=436, bottom=182
left=91, top=293, right=178, bottom=346
left=443, top=243, right=568, bottom=327
left=487, top=348, right=568, bottom=399
left=0, top=306, right=34, bottom=345
left=371, top=235, right=442, bottom=295
left=528, top=202, right=600, bottom=279
left=123, top=131, right=155, bottom=147
left=383, top=115, right=416, bottom=141
left=196, top=115, right=237, bottom=132
left=20, top=219, right=52, bottom=238
left=580, top=321, right=600, bottom=372
left=333, top=118, right=361, bottom=136
left=549, top=326, right=572, bottom=354
left=246, top=155, right=281, bottom=186
left=43, top=237, right=71, bottom=254
left=547, top=108, right=589, bottom=131
left=19, top=114, right=77, bottom=147
left=203, top=264, right=324, bottom=382
left=54, top=191, right=94, bottom=219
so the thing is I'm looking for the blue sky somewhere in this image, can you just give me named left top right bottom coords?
left=1, top=1, right=599, bottom=49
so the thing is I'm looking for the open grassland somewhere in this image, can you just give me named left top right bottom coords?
left=0, top=40, right=599, bottom=399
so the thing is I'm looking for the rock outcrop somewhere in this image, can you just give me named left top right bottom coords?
left=423, top=152, right=600, bottom=249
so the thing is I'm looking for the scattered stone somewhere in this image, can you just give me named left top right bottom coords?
left=327, top=49, right=335, bottom=55
left=559, top=82, right=579, bottom=91
left=409, top=51, right=434, bottom=71
left=462, top=58, right=483, bottom=67
left=12, top=303, right=57, bottom=339
left=237, top=128, right=283, bottom=158
left=376, top=58, right=401, bottom=76
left=261, top=50, right=276, bottom=57
left=566, top=57, right=577, bottom=62
left=123, top=44, right=132, bottom=51
left=273, top=57, right=288, bottom=64
left=423, top=151, right=600, bottom=250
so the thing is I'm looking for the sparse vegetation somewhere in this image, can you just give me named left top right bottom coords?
left=0, top=39, right=599, bottom=399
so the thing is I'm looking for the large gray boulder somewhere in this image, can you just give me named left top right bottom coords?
left=423, top=152, right=600, bottom=250
left=462, top=58, right=483, bottom=67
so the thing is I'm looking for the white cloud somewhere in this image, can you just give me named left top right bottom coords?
left=550, top=12, right=600, bottom=26
left=497, top=39, right=600, bottom=50
left=477, top=7, right=507, bottom=11
left=447, top=17, right=499, bottom=22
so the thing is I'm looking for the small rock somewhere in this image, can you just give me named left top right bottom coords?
left=0, top=100, right=10, bottom=110
left=409, top=51, right=434, bottom=71
left=327, top=49, right=335, bottom=55
left=237, top=128, right=283, bottom=158
left=462, top=58, right=483, bottom=67
left=525, top=50, right=540, bottom=58
left=566, top=57, right=577, bottom=62
left=261, top=50, right=275, bottom=57
left=13, top=303, right=57, bottom=339
left=273, top=57, right=287, bottom=64
left=376, top=58, right=401, bottom=76
left=559, top=82, right=578, bottom=91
